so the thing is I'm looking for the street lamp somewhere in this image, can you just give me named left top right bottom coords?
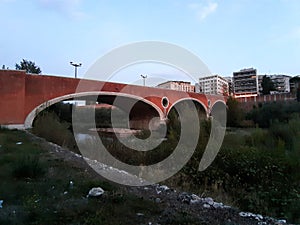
left=141, top=74, right=147, bottom=86
left=70, top=62, right=82, bottom=78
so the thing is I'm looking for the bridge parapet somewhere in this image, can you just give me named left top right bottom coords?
left=0, top=70, right=225, bottom=129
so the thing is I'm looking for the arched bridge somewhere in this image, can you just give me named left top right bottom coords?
left=0, top=70, right=225, bottom=129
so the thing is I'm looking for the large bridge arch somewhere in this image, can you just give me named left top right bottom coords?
left=167, top=98, right=208, bottom=119
left=24, top=91, right=164, bottom=130
left=210, top=100, right=227, bottom=126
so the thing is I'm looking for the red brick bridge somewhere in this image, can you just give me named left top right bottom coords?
left=0, top=70, right=225, bottom=129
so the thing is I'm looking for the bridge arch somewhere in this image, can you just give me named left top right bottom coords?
left=210, top=100, right=227, bottom=126
left=24, top=91, right=164, bottom=129
left=167, top=98, right=208, bottom=119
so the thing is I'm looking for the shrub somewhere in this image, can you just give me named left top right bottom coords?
left=12, top=155, right=45, bottom=179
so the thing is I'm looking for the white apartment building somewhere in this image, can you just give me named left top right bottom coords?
left=270, top=75, right=291, bottom=93
left=198, top=75, right=229, bottom=95
left=156, top=81, right=195, bottom=92
left=258, top=74, right=291, bottom=94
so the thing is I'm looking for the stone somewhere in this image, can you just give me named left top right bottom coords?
left=156, top=185, right=170, bottom=194
left=87, top=187, right=104, bottom=197
left=177, top=192, right=191, bottom=204
left=212, top=202, right=223, bottom=209
left=239, top=212, right=249, bottom=217
left=204, top=197, right=214, bottom=205
left=155, top=198, right=161, bottom=203
left=276, top=219, right=287, bottom=224
left=203, top=203, right=211, bottom=208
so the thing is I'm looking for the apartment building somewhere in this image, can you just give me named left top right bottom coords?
left=233, top=68, right=259, bottom=97
left=156, top=80, right=195, bottom=92
left=224, top=76, right=234, bottom=96
left=198, top=75, right=229, bottom=95
left=258, top=74, right=291, bottom=93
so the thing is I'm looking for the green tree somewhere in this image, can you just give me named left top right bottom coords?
left=226, top=96, right=243, bottom=127
left=290, top=76, right=300, bottom=102
left=15, top=59, right=42, bottom=74
left=261, top=75, right=275, bottom=95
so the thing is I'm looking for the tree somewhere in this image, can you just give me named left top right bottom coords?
left=290, top=76, right=300, bottom=102
left=15, top=59, right=42, bottom=74
left=226, top=96, right=243, bottom=127
left=261, top=75, right=275, bottom=95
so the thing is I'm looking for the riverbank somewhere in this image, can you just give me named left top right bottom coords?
left=0, top=128, right=295, bottom=224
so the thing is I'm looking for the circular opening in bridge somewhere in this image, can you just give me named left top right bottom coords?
left=162, top=97, right=169, bottom=108
left=207, top=100, right=211, bottom=107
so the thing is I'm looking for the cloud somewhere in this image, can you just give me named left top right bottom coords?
left=37, top=0, right=86, bottom=20
left=188, top=1, right=218, bottom=21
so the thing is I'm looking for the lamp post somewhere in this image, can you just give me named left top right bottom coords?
left=70, top=62, right=82, bottom=78
left=141, top=74, right=147, bottom=86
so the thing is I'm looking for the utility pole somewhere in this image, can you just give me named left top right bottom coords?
left=141, top=74, right=147, bottom=86
left=70, top=62, right=82, bottom=78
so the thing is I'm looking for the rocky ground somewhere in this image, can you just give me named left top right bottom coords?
left=27, top=132, right=294, bottom=225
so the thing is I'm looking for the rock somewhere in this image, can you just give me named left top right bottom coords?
left=155, top=198, right=161, bottom=203
left=255, top=214, right=263, bottom=221
left=156, top=185, right=170, bottom=194
left=212, top=202, right=223, bottom=209
left=239, top=212, right=249, bottom=217
left=204, top=197, right=214, bottom=205
left=203, top=203, right=211, bottom=208
left=177, top=192, right=191, bottom=204
left=276, top=219, right=287, bottom=224
left=190, top=194, right=202, bottom=204
left=87, top=187, right=104, bottom=197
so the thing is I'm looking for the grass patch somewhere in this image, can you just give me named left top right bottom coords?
left=0, top=128, right=162, bottom=224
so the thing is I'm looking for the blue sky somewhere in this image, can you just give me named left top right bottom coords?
left=1, top=0, right=300, bottom=85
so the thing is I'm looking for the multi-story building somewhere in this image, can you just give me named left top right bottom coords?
left=233, top=68, right=258, bottom=97
left=156, top=80, right=195, bottom=92
left=270, top=75, right=290, bottom=93
left=224, top=76, right=234, bottom=96
left=198, top=75, right=229, bottom=95
left=258, top=74, right=291, bottom=94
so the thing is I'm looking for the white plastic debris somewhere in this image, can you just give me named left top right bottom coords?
left=136, top=213, right=144, bottom=217
left=87, top=187, right=104, bottom=197
left=0, top=200, right=3, bottom=208
left=16, top=142, right=22, bottom=145
left=277, top=219, right=287, bottom=224
left=69, top=181, right=74, bottom=189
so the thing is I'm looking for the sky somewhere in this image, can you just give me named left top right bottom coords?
left=1, top=0, right=300, bottom=85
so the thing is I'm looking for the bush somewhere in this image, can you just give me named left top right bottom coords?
left=12, top=155, right=45, bottom=179
left=32, top=111, right=78, bottom=152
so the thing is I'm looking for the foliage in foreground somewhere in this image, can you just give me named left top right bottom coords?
left=31, top=100, right=300, bottom=224
left=0, top=128, right=161, bottom=225
left=172, top=117, right=300, bottom=223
